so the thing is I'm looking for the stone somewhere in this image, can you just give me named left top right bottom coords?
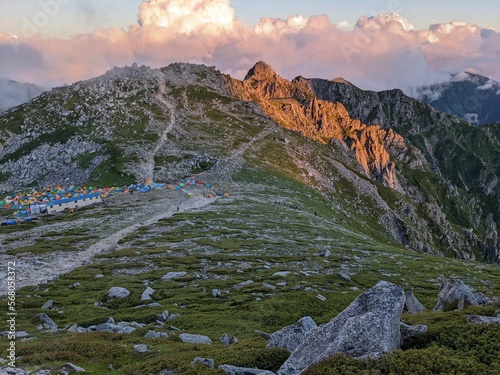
left=192, top=357, right=215, bottom=368
left=474, top=292, right=490, bottom=305
left=107, top=287, right=130, bottom=300
left=212, top=289, right=221, bottom=298
left=133, top=344, right=149, bottom=353
left=166, top=313, right=181, bottom=321
left=262, top=283, right=276, bottom=290
left=467, top=315, right=500, bottom=325
left=339, top=272, right=352, bottom=282
left=220, top=333, right=238, bottom=346
left=141, top=287, right=155, bottom=301
left=400, top=322, right=428, bottom=341
left=278, top=281, right=405, bottom=375
left=41, top=300, right=53, bottom=309
left=273, top=271, right=291, bottom=277
left=316, top=294, right=327, bottom=301
left=267, top=316, right=317, bottom=352
left=162, top=272, right=187, bottom=281
left=179, top=333, right=212, bottom=345
left=117, top=326, right=136, bottom=334
left=36, top=313, right=58, bottom=331
left=144, top=330, right=168, bottom=339
left=218, top=365, right=275, bottom=375
left=405, top=291, right=425, bottom=314
left=157, top=310, right=169, bottom=321
left=65, top=362, right=86, bottom=372
left=433, top=280, right=478, bottom=311
left=320, top=249, right=331, bottom=257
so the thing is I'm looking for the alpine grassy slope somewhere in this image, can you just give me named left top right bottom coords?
left=0, top=62, right=499, bottom=374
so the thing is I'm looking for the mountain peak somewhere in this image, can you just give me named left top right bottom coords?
left=244, top=61, right=278, bottom=81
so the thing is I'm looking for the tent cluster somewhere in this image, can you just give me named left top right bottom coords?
left=1, top=178, right=224, bottom=219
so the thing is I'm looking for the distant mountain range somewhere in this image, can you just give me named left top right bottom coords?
left=0, top=78, right=45, bottom=113
left=415, top=72, right=500, bottom=126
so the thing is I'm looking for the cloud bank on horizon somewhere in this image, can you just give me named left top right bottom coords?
left=1, top=0, right=500, bottom=93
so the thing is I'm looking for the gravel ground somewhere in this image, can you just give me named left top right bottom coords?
left=0, top=188, right=218, bottom=290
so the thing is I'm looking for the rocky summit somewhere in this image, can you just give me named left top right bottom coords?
left=0, top=62, right=499, bottom=374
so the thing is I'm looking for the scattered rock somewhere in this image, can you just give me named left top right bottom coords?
left=273, top=271, right=291, bottom=277
left=320, top=249, right=331, bottom=257
left=467, top=315, right=500, bottom=325
left=144, top=330, right=168, bottom=339
left=141, top=287, right=155, bottom=301
left=400, top=322, right=428, bottom=341
left=212, top=289, right=221, bottom=298
left=179, top=333, right=212, bottom=345
left=267, top=316, right=317, bottom=352
left=64, top=362, right=86, bottom=372
left=316, top=294, right=327, bottom=301
left=235, top=280, right=254, bottom=288
left=36, top=313, right=58, bottom=331
left=433, top=280, right=478, bottom=311
left=218, top=364, right=275, bottom=375
left=95, top=274, right=104, bottom=278
left=220, top=333, right=238, bottom=346
left=339, top=273, right=352, bottom=282
left=162, top=272, right=187, bottom=281
left=166, top=313, right=181, bottom=321
left=192, top=357, right=215, bottom=368
left=157, top=310, right=169, bottom=322
left=262, top=282, right=276, bottom=290
left=278, top=281, right=405, bottom=374
left=41, top=300, right=53, bottom=309
left=107, top=287, right=131, bottom=300
left=405, top=291, right=425, bottom=314
left=133, top=344, right=149, bottom=353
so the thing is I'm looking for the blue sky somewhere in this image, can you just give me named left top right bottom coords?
left=1, top=0, right=499, bottom=38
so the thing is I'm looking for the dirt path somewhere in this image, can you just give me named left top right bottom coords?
left=228, top=126, right=275, bottom=160
left=10, top=195, right=217, bottom=289
left=143, top=76, right=177, bottom=180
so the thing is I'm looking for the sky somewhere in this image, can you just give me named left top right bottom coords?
left=1, top=0, right=500, bottom=93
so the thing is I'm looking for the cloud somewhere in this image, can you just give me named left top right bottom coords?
left=0, top=78, right=45, bottom=112
left=0, top=2, right=500, bottom=94
left=137, top=0, right=236, bottom=35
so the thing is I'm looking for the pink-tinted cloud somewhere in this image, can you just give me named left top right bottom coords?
left=1, top=0, right=500, bottom=93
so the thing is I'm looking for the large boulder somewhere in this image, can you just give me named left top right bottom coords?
left=433, top=280, right=478, bottom=311
left=266, top=316, right=317, bottom=352
left=278, top=281, right=405, bottom=375
left=405, top=291, right=425, bottom=314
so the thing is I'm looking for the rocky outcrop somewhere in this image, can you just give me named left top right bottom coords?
left=405, top=291, right=425, bottom=314
left=278, top=281, right=405, bottom=374
left=266, top=316, right=317, bottom=352
left=227, top=61, right=406, bottom=190
left=433, top=280, right=478, bottom=311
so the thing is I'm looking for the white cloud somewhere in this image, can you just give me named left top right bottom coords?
left=137, top=0, right=236, bottom=35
